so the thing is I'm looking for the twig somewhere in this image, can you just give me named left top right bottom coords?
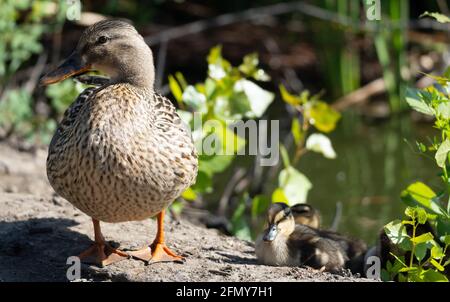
left=332, top=78, right=386, bottom=111
left=217, top=168, right=247, bottom=216
left=144, top=1, right=450, bottom=46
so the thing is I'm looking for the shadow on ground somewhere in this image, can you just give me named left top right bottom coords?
left=0, top=218, right=92, bottom=282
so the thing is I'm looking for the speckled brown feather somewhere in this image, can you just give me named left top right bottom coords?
left=47, top=83, right=198, bottom=223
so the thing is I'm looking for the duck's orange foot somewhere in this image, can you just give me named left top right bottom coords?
left=129, top=243, right=185, bottom=264
left=78, top=242, right=129, bottom=267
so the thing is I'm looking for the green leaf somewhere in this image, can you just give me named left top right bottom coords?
left=401, top=182, right=445, bottom=216
left=251, top=195, right=271, bottom=218
left=411, top=232, right=434, bottom=245
left=305, top=101, right=341, bottom=133
left=279, top=85, right=303, bottom=106
left=431, top=245, right=444, bottom=259
left=414, top=242, right=428, bottom=262
left=278, top=167, right=312, bottom=205
left=384, top=220, right=411, bottom=248
left=420, top=11, right=450, bottom=23
left=181, top=188, right=197, bottom=201
left=234, top=79, right=274, bottom=118
left=305, top=133, right=337, bottom=159
left=436, top=139, right=450, bottom=168
left=168, top=75, right=183, bottom=103
left=405, top=87, right=435, bottom=116
left=272, top=188, right=289, bottom=204
left=422, top=269, right=448, bottom=282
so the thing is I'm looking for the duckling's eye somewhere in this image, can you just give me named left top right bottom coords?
left=97, top=36, right=109, bottom=45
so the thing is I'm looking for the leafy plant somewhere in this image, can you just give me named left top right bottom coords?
left=269, top=86, right=341, bottom=206
left=168, top=46, right=274, bottom=228
left=383, top=69, right=450, bottom=281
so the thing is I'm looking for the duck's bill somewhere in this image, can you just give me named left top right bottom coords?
left=40, top=51, right=91, bottom=85
left=263, top=224, right=277, bottom=242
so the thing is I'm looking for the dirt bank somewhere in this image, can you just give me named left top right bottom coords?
left=0, top=143, right=374, bottom=282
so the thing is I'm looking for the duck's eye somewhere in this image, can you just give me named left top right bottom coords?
left=97, top=36, right=109, bottom=44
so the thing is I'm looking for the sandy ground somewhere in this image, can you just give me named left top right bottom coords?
left=0, top=143, right=373, bottom=282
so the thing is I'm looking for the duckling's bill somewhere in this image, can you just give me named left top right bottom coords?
left=263, top=224, right=277, bottom=242
left=40, top=51, right=91, bottom=85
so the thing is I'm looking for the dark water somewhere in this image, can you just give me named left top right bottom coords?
left=299, top=110, right=439, bottom=244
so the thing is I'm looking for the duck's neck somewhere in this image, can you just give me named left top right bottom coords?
left=112, top=44, right=155, bottom=89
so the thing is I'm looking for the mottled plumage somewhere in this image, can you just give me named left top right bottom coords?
left=47, top=84, right=197, bottom=222
left=41, top=19, right=198, bottom=266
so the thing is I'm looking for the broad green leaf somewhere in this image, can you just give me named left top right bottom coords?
left=414, top=242, right=428, bottom=262
left=251, top=195, right=271, bottom=218
left=431, top=245, right=444, bottom=259
left=305, top=133, right=337, bottom=159
left=435, top=139, right=450, bottom=168
left=278, top=167, right=312, bottom=205
left=272, top=188, right=289, bottom=204
left=305, top=101, right=341, bottom=133
left=384, top=220, right=410, bottom=247
left=420, top=11, right=450, bottom=23
left=401, top=182, right=445, bottom=215
left=168, top=75, right=182, bottom=103
left=234, top=79, right=274, bottom=118
left=405, top=87, right=435, bottom=116
left=410, top=232, right=434, bottom=244
left=422, top=269, right=448, bottom=282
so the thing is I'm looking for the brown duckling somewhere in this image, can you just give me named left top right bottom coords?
left=255, top=203, right=348, bottom=272
left=291, top=203, right=321, bottom=228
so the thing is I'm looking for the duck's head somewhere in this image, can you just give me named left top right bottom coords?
left=291, top=203, right=321, bottom=228
left=40, top=19, right=154, bottom=88
left=262, top=203, right=295, bottom=242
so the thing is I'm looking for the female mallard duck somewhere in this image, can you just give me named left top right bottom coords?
left=255, top=203, right=348, bottom=272
left=40, top=20, right=198, bottom=266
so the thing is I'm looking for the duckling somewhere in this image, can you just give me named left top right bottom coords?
left=290, top=203, right=321, bottom=228
left=255, top=203, right=348, bottom=272
left=40, top=20, right=198, bottom=266
left=290, top=203, right=367, bottom=273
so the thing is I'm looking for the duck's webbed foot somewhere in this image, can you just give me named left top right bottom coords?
left=129, top=210, right=185, bottom=264
left=129, top=242, right=184, bottom=264
left=78, top=218, right=129, bottom=267
left=78, top=241, right=129, bottom=267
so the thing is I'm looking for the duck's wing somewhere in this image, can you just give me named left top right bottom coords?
left=49, top=87, right=96, bottom=149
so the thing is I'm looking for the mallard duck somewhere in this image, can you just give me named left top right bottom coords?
left=255, top=203, right=348, bottom=272
left=40, top=20, right=198, bottom=267
left=290, top=203, right=321, bottom=228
